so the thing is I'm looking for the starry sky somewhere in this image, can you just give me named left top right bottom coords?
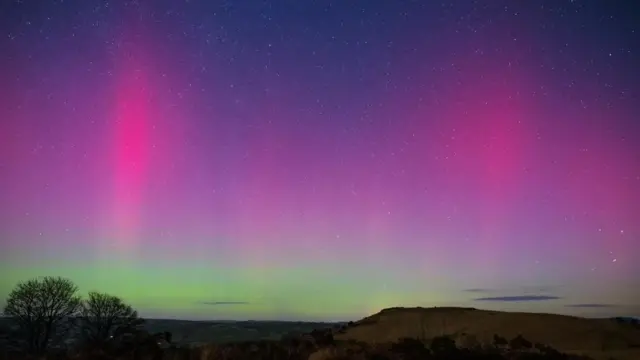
left=1, top=0, right=639, bottom=322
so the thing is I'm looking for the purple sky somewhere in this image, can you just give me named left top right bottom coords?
left=1, top=1, right=639, bottom=321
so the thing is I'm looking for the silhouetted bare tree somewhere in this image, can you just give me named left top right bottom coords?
left=2, top=276, right=81, bottom=355
left=79, top=291, right=144, bottom=348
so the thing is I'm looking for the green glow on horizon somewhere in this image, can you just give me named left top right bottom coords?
left=2, top=256, right=637, bottom=321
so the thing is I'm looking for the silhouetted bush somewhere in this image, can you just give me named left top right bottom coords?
left=309, top=328, right=334, bottom=346
left=493, top=334, right=509, bottom=348
left=430, top=334, right=460, bottom=358
left=510, top=334, right=533, bottom=350
left=389, top=337, right=430, bottom=358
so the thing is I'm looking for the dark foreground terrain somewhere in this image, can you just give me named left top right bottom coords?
left=142, top=319, right=338, bottom=346
left=0, top=317, right=336, bottom=347
left=1, top=307, right=639, bottom=359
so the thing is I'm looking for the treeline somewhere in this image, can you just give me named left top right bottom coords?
left=1, top=276, right=167, bottom=359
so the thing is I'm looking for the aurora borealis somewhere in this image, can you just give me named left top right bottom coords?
left=1, top=1, right=639, bottom=321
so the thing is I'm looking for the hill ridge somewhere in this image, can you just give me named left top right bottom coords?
left=334, top=306, right=640, bottom=359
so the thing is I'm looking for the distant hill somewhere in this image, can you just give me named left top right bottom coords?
left=333, top=307, right=640, bottom=360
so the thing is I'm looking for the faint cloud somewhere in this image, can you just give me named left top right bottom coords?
left=519, top=285, right=559, bottom=294
left=200, top=301, right=250, bottom=306
left=565, top=304, right=618, bottom=308
left=463, top=285, right=559, bottom=294
left=474, top=295, right=560, bottom=302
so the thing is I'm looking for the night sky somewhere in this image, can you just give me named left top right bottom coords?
left=1, top=0, right=639, bottom=321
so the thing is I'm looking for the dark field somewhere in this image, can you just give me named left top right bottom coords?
left=142, top=319, right=340, bottom=345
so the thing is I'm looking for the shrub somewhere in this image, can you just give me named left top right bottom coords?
left=510, top=334, right=533, bottom=350
left=493, top=334, right=508, bottom=348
